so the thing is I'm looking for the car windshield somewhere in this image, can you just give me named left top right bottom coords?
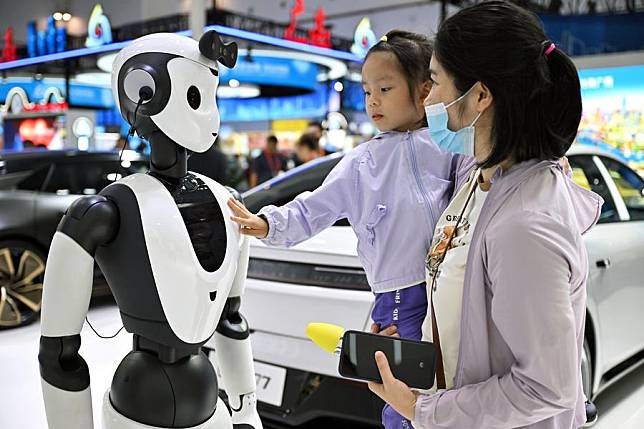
left=243, top=155, right=342, bottom=213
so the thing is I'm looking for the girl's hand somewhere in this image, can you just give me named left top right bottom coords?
left=370, top=323, right=400, bottom=338
left=368, top=351, right=418, bottom=421
left=227, top=198, right=269, bottom=238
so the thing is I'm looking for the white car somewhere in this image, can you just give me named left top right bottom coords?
left=238, top=146, right=644, bottom=427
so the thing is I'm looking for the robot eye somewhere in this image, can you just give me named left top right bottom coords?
left=187, top=85, right=201, bottom=110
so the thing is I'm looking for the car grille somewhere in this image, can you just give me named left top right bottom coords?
left=247, top=258, right=370, bottom=291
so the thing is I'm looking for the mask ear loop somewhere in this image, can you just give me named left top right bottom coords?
left=445, top=83, right=478, bottom=109
left=470, top=110, right=483, bottom=127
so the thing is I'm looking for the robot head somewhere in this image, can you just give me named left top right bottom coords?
left=111, top=31, right=237, bottom=153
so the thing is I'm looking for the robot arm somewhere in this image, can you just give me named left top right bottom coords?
left=206, top=188, right=262, bottom=428
left=39, top=195, right=119, bottom=429
left=212, top=234, right=264, bottom=428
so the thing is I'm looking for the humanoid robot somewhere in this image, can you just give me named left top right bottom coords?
left=38, top=30, right=263, bottom=429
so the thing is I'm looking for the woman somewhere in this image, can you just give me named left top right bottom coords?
left=368, top=2, right=603, bottom=428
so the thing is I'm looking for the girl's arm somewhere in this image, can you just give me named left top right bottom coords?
left=230, top=151, right=360, bottom=248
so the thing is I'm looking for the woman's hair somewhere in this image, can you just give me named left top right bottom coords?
left=434, top=0, right=582, bottom=168
left=365, top=29, right=434, bottom=100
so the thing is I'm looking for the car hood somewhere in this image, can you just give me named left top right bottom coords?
left=249, top=226, right=360, bottom=267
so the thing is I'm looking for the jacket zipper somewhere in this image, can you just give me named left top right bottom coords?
left=407, top=132, right=436, bottom=235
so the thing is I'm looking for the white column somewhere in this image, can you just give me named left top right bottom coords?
left=190, top=0, right=206, bottom=40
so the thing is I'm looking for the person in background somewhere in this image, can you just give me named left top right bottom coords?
left=113, top=136, right=129, bottom=152
left=306, top=121, right=324, bottom=140
left=294, top=133, right=321, bottom=167
left=188, top=139, right=229, bottom=185
left=249, top=135, right=287, bottom=188
left=135, top=141, right=148, bottom=154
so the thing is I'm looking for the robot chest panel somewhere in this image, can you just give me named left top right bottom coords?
left=170, top=174, right=227, bottom=273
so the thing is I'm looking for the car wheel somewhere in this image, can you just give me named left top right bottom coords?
left=581, top=337, right=593, bottom=399
left=581, top=337, right=598, bottom=427
left=0, top=240, right=46, bottom=329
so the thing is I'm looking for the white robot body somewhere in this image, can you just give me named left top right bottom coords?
left=39, top=30, right=260, bottom=429
left=102, top=393, right=232, bottom=429
left=118, top=172, right=239, bottom=343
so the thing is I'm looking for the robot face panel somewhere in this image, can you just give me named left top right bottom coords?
left=111, top=31, right=236, bottom=152
left=150, top=57, right=220, bottom=153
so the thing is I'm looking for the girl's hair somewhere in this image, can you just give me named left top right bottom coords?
left=365, top=29, right=433, bottom=100
left=434, top=0, right=582, bottom=168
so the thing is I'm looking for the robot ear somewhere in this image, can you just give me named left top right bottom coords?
left=199, top=30, right=238, bottom=68
left=123, top=67, right=156, bottom=104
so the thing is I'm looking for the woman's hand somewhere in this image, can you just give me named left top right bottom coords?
left=227, top=198, right=269, bottom=238
left=559, top=156, right=572, bottom=177
left=368, top=351, right=418, bottom=421
left=370, top=323, right=400, bottom=338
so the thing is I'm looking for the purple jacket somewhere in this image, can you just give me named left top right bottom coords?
left=259, top=128, right=474, bottom=292
left=414, top=160, right=603, bottom=429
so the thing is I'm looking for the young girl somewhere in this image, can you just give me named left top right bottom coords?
left=227, top=30, right=473, bottom=429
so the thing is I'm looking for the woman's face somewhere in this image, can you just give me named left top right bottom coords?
left=425, top=54, right=493, bottom=162
left=425, top=55, right=466, bottom=131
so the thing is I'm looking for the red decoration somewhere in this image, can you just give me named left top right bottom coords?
left=23, top=101, right=68, bottom=113
left=284, top=0, right=331, bottom=48
left=1, top=27, right=18, bottom=62
left=308, top=8, right=331, bottom=48
left=19, top=118, right=56, bottom=147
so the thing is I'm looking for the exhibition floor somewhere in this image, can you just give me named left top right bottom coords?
left=1, top=299, right=643, bottom=429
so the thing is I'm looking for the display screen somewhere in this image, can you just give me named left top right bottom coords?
left=2, top=115, right=66, bottom=150
left=576, top=65, right=644, bottom=174
left=339, top=330, right=436, bottom=389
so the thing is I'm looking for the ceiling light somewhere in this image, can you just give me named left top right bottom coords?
left=73, top=72, right=111, bottom=87
left=62, top=13, right=72, bottom=21
left=235, top=49, right=348, bottom=82
left=53, top=12, right=63, bottom=21
left=97, top=52, right=117, bottom=73
left=217, top=84, right=260, bottom=99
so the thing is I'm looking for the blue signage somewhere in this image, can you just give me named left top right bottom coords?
left=0, top=80, right=115, bottom=109
left=219, top=55, right=320, bottom=91
left=540, top=12, right=644, bottom=56
left=218, top=84, right=330, bottom=121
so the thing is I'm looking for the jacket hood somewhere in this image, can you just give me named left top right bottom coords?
left=490, top=159, right=604, bottom=235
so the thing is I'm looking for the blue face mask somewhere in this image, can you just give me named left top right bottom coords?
left=424, top=85, right=482, bottom=157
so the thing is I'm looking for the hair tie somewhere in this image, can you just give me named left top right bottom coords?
left=543, top=41, right=556, bottom=56
left=379, top=35, right=388, bottom=43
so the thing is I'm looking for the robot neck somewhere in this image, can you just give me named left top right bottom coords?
left=147, top=131, right=187, bottom=181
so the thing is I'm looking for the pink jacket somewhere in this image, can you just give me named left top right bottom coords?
left=414, top=159, right=603, bottom=429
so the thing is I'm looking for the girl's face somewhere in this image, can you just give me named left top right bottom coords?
left=362, top=52, right=426, bottom=132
